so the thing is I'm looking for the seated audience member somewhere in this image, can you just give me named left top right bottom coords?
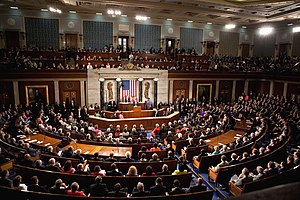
left=231, top=167, right=253, bottom=187
left=89, top=175, right=109, bottom=197
left=108, top=183, right=127, bottom=197
left=164, top=150, right=176, bottom=160
left=148, top=142, right=161, bottom=152
left=149, top=153, right=161, bottom=162
left=0, top=170, right=13, bottom=188
left=61, top=146, right=74, bottom=158
left=141, top=165, right=156, bottom=176
left=91, top=152, right=104, bottom=161
left=187, top=177, right=207, bottom=193
left=172, top=164, right=188, bottom=175
left=62, top=160, right=76, bottom=174
left=105, top=152, right=117, bottom=162
left=19, top=153, right=34, bottom=167
left=195, top=148, right=208, bottom=161
left=228, top=153, right=239, bottom=165
left=294, top=151, right=300, bottom=166
left=178, top=156, right=190, bottom=172
left=71, top=148, right=85, bottom=163
left=126, top=165, right=139, bottom=176
left=250, top=166, right=265, bottom=181
left=165, top=143, right=175, bottom=155
left=74, top=163, right=90, bottom=175
left=45, top=158, right=62, bottom=172
left=12, top=175, right=27, bottom=191
left=49, top=179, right=68, bottom=194
left=157, top=164, right=172, bottom=175
left=106, top=163, right=123, bottom=176
left=211, top=146, right=220, bottom=155
left=150, top=177, right=168, bottom=196
left=119, top=151, right=134, bottom=162
left=238, top=152, right=250, bottom=162
left=139, top=153, right=148, bottom=162
left=66, top=182, right=86, bottom=196
left=27, top=176, right=48, bottom=192
left=264, top=161, right=279, bottom=177
left=169, top=179, right=186, bottom=195
left=131, top=182, right=150, bottom=197
left=91, top=165, right=106, bottom=176
left=33, top=159, right=46, bottom=170
left=211, top=155, right=229, bottom=173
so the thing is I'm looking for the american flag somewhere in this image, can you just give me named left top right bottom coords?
left=122, top=80, right=137, bottom=101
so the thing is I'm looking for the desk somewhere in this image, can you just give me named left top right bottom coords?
left=88, top=111, right=180, bottom=130
left=89, top=108, right=167, bottom=118
left=18, top=134, right=62, bottom=150
left=204, top=130, right=245, bottom=152
left=119, top=102, right=145, bottom=111
left=63, top=141, right=132, bottom=157
left=234, top=120, right=253, bottom=132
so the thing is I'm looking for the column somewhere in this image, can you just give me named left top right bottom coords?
left=244, top=80, right=249, bottom=95
left=80, top=80, right=86, bottom=107
left=189, top=80, right=193, bottom=99
left=116, top=78, right=121, bottom=106
left=54, top=80, right=59, bottom=104
left=169, top=80, right=173, bottom=103
left=232, top=80, right=236, bottom=102
left=138, top=78, right=144, bottom=102
left=154, top=78, right=159, bottom=109
left=283, top=82, right=288, bottom=98
left=269, top=80, right=274, bottom=97
left=215, top=80, right=220, bottom=100
left=98, top=78, right=105, bottom=109
left=13, top=81, right=19, bottom=105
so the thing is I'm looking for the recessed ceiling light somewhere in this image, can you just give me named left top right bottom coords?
left=10, top=6, right=18, bottom=9
left=167, top=18, right=173, bottom=21
left=207, top=22, right=212, bottom=25
left=287, top=23, right=293, bottom=26
left=258, top=27, right=273, bottom=35
left=188, top=20, right=193, bottom=23
left=69, top=10, right=76, bottom=13
left=96, top=12, right=102, bottom=15
left=225, top=24, right=236, bottom=29
left=121, top=14, right=127, bottom=17
left=242, top=26, right=247, bottom=29
left=293, top=26, right=300, bottom=33
left=41, top=8, right=48, bottom=12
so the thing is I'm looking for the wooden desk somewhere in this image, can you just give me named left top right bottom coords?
left=90, top=108, right=167, bottom=118
left=119, top=102, right=145, bottom=111
left=62, top=141, right=132, bottom=157
left=235, top=120, right=253, bottom=132
left=88, top=111, right=180, bottom=130
left=18, top=134, right=62, bottom=150
left=204, top=130, right=245, bottom=152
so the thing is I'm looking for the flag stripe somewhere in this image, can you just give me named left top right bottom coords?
left=122, top=80, right=137, bottom=101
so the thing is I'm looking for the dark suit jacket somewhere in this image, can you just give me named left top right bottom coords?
left=89, top=183, right=109, bottom=197
left=131, top=190, right=150, bottom=197
left=169, top=187, right=186, bottom=195
left=188, top=185, right=206, bottom=193
left=108, top=191, right=127, bottom=197
left=150, top=184, right=167, bottom=196
left=106, top=170, right=123, bottom=176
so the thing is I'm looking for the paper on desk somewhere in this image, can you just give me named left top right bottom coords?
left=84, top=151, right=90, bottom=154
left=204, top=139, right=211, bottom=142
left=234, top=136, right=240, bottom=139
left=236, top=134, right=242, bottom=137
left=44, top=143, right=50, bottom=146
left=24, top=138, right=30, bottom=141
left=36, top=141, right=43, bottom=144
left=29, top=139, right=37, bottom=143
left=17, top=135, right=26, bottom=138
left=218, top=143, right=224, bottom=146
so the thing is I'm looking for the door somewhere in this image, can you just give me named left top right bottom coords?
left=279, top=43, right=289, bottom=58
left=118, top=36, right=129, bottom=59
left=166, top=38, right=175, bottom=59
left=206, top=41, right=215, bottom=56
left=65, top=33, right=78, bottom=50
left=241, top=44, right=250, bottom=57
left=5, top=31, right=19, bottom=50
left=63, top=91, right=77, bottom=106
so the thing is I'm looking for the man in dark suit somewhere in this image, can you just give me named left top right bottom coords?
left=108, top=99, right=117, bottom=111
left=187, top=177, right=207, bottom=193
left=89, top=175, right=109, bottom=197
left=131, top=182, right=150, bottom=197
left=150, top=177, right=167, bottom=196
left=105, top=152, right=117, bottom=162
left=169, top=179, right=186, bottom=195
left=108, top=183, right=127, bottom=197
left=106, top=163, right=123, bottom=176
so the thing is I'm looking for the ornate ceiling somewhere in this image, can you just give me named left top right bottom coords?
left=2, top=0, right=300, bottom=26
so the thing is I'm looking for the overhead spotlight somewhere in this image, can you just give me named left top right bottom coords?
left=10, top=6, right=18, bottom=10
left=207, top=22, right=212, bottom=25
left=167, top=18, right=173, bottom=21
left=242, top=26, right=247, bottom=29
left=69, top=10, right=76, bottom=13
left=258, top=26, right=273, bottom=35
left=287, top=23, right=293, bottom=26
left=293, top=26, right=300, bottom=33
left=49, top=7, right=62, bottom=14
left=136, top=15, right=149, bottom=20
left=107, top=9, right=114, bottom=15
left=96, top=12, right=102, bottom=15
left=225, top=24, right=236, bottom=29
left=188, top=20, right=193, bottom=23
left=107, top=9, right=121, bottom=15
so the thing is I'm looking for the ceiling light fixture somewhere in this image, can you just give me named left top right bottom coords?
left=293, top=26, right=300, bottom=33
left=225, top=24, right=236, bottom=29
left=41, top=8, right=48, bottom=12
left=167, top=18, right=172, bottom=21
left=136, top=15, right=149, bottom=21
left=49, top=7, right=62, bottom=14
left=69, top=10, right=76, bottom=13
left=287, top=23, right=293, bottom=26
left=96, top=12, right=102, bottom=15
left=258, top=26, right=273, bottom=36
left=207, top=22, right=212, bottom=25
left=188, top=20, right=193, bottom=23
left=10, top=6, right=18, bottom=9
left=107, top=9, right=121, bottom=16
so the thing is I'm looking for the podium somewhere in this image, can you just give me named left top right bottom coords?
left=133, top=106, right=141, bottom=112
left=118, top=102, right=146, bottom=111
